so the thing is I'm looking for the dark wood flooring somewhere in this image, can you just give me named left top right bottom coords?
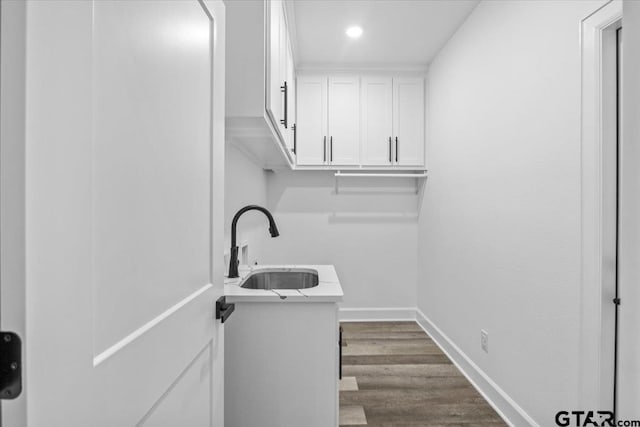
left=339, top=321, right=507, bottom=427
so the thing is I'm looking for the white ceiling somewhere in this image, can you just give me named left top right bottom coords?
left=290, top=0, right=479, bottom=69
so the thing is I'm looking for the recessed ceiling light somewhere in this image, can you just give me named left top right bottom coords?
left=346, top=26, right=363, bottom=39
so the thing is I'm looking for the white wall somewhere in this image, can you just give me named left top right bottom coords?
left=418, top=0, right=606, bottom=424
left=619, top=0, right=640, bottom=419
left=263, top=171, right=418, bottom=311
left=224, top=143, right=270, bottom=269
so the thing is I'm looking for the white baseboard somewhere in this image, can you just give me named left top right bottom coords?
left=414, top=309, right=538, bottom=427
left=338, top=307, right=417, bottom=322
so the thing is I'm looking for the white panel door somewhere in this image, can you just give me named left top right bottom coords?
left=393, top=78, right=425, bottom=166
left=328, top=76, right=360, bottom=165
left=361, top=77, right=393, bottom=166
left=619, top=1, right=640, bottom=419
left=296, top=76, right=328, bottom=165
left=0, top=1, right=226, bottom=426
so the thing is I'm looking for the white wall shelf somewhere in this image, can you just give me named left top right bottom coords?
left=334, top=171, right=428, bottom=178
left=291, top=165, right=427, bottom=171
left=333, top=169, right=428, bottom=194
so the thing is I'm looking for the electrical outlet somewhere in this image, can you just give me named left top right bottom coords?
left=240, top=243, right=249, bottom=265
left=481, top=330, right=489, bottom=353
left=223, top=252, right=230, bottom=275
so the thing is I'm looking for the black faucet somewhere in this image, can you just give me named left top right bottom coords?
left=228, top=205, right=279, bottom=278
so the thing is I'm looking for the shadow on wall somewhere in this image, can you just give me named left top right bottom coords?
left=224, top=143, right=271, bottom=265
left=262, top=169, right=420, bottom=309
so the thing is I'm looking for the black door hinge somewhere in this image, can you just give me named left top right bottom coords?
left=0, top=332, right=22, bottom=399
left=216, top=296, right=235, bottom=323
left=613, top=297, right=621, bottom=306
left=339, top=326, right=343, bottom=380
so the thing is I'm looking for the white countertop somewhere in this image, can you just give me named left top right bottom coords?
left=224, top=265, right=343, bottom=303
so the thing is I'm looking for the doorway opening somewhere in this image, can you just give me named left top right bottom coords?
left=599, top=16, right=622, bottom=420
left=612, top=25, right=622, bottom=418
left=579, top=0, right=623, bottom=417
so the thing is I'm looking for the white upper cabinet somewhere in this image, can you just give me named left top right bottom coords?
left=267, top=0, right=293, bottom=139
left=296, top=76, right=328, bottom=165
left=361, top=77, right=394, bottom=165
left=328, top=77, right=360, bottom=165
left=225, top=0, right=296, bottom=168
left=296, top=74, right=425, bottom=168
left=393, top=78, right=425, bottom=166
left=226, top=0, right=424, bottom=170
left=270, top=1, right=296, bottom=156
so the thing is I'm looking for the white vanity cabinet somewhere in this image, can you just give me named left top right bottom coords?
left=224, top=265, right=343, bottom=427
left=296, top=74, right=425, bottom=168
left=225, top=302, right=339, bottom=427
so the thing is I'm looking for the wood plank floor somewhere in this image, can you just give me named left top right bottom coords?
left=339, top=322, right=507, bottom=427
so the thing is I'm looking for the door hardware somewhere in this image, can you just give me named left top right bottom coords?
left=323, top=136, right=327, bottom=162
left=0, top=332, right=22, bottom=399
left=395, top=137, right=399, bottom=163
left=292, top=124, right=297, bottom=154
left=280, top=82, right=288, bottom=128
left=216, top=296, right=235, bottom=323
left=330, top=136, right=333, bottom=163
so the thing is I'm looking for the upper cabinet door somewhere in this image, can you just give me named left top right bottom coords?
left=267, top=0, right=283, bottom=130
left=328, top=76, right=360, bottom=165
left=296, top=76, right=327, bottom=165
left=279, top=3, right=289, bottom=132
left=286, top=39, right=296, bottom=154
left=393, top=78, right=425, bottom=166
left=361, top=77, right=393, bottom=166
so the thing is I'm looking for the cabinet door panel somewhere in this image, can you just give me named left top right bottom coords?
left=297, top=76, right=327, bottom=165
left=286, top=38, right=296, bottom=154
left=279, top=3, right=288, bottom=134
left=267, top=0, right=283, bottom=131
left=328, top=77, right=360, bottom=165
left=393, top=78, right=425, bottom=166
left=361, top=77, right=393, bottom=165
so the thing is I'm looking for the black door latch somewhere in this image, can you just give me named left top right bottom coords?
left=0, top=332, right=22, bottom=399
left=216, top=296, right=235, bottom=323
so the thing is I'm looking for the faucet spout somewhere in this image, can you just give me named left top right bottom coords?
left=228, top=205, right=279, bottom=278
